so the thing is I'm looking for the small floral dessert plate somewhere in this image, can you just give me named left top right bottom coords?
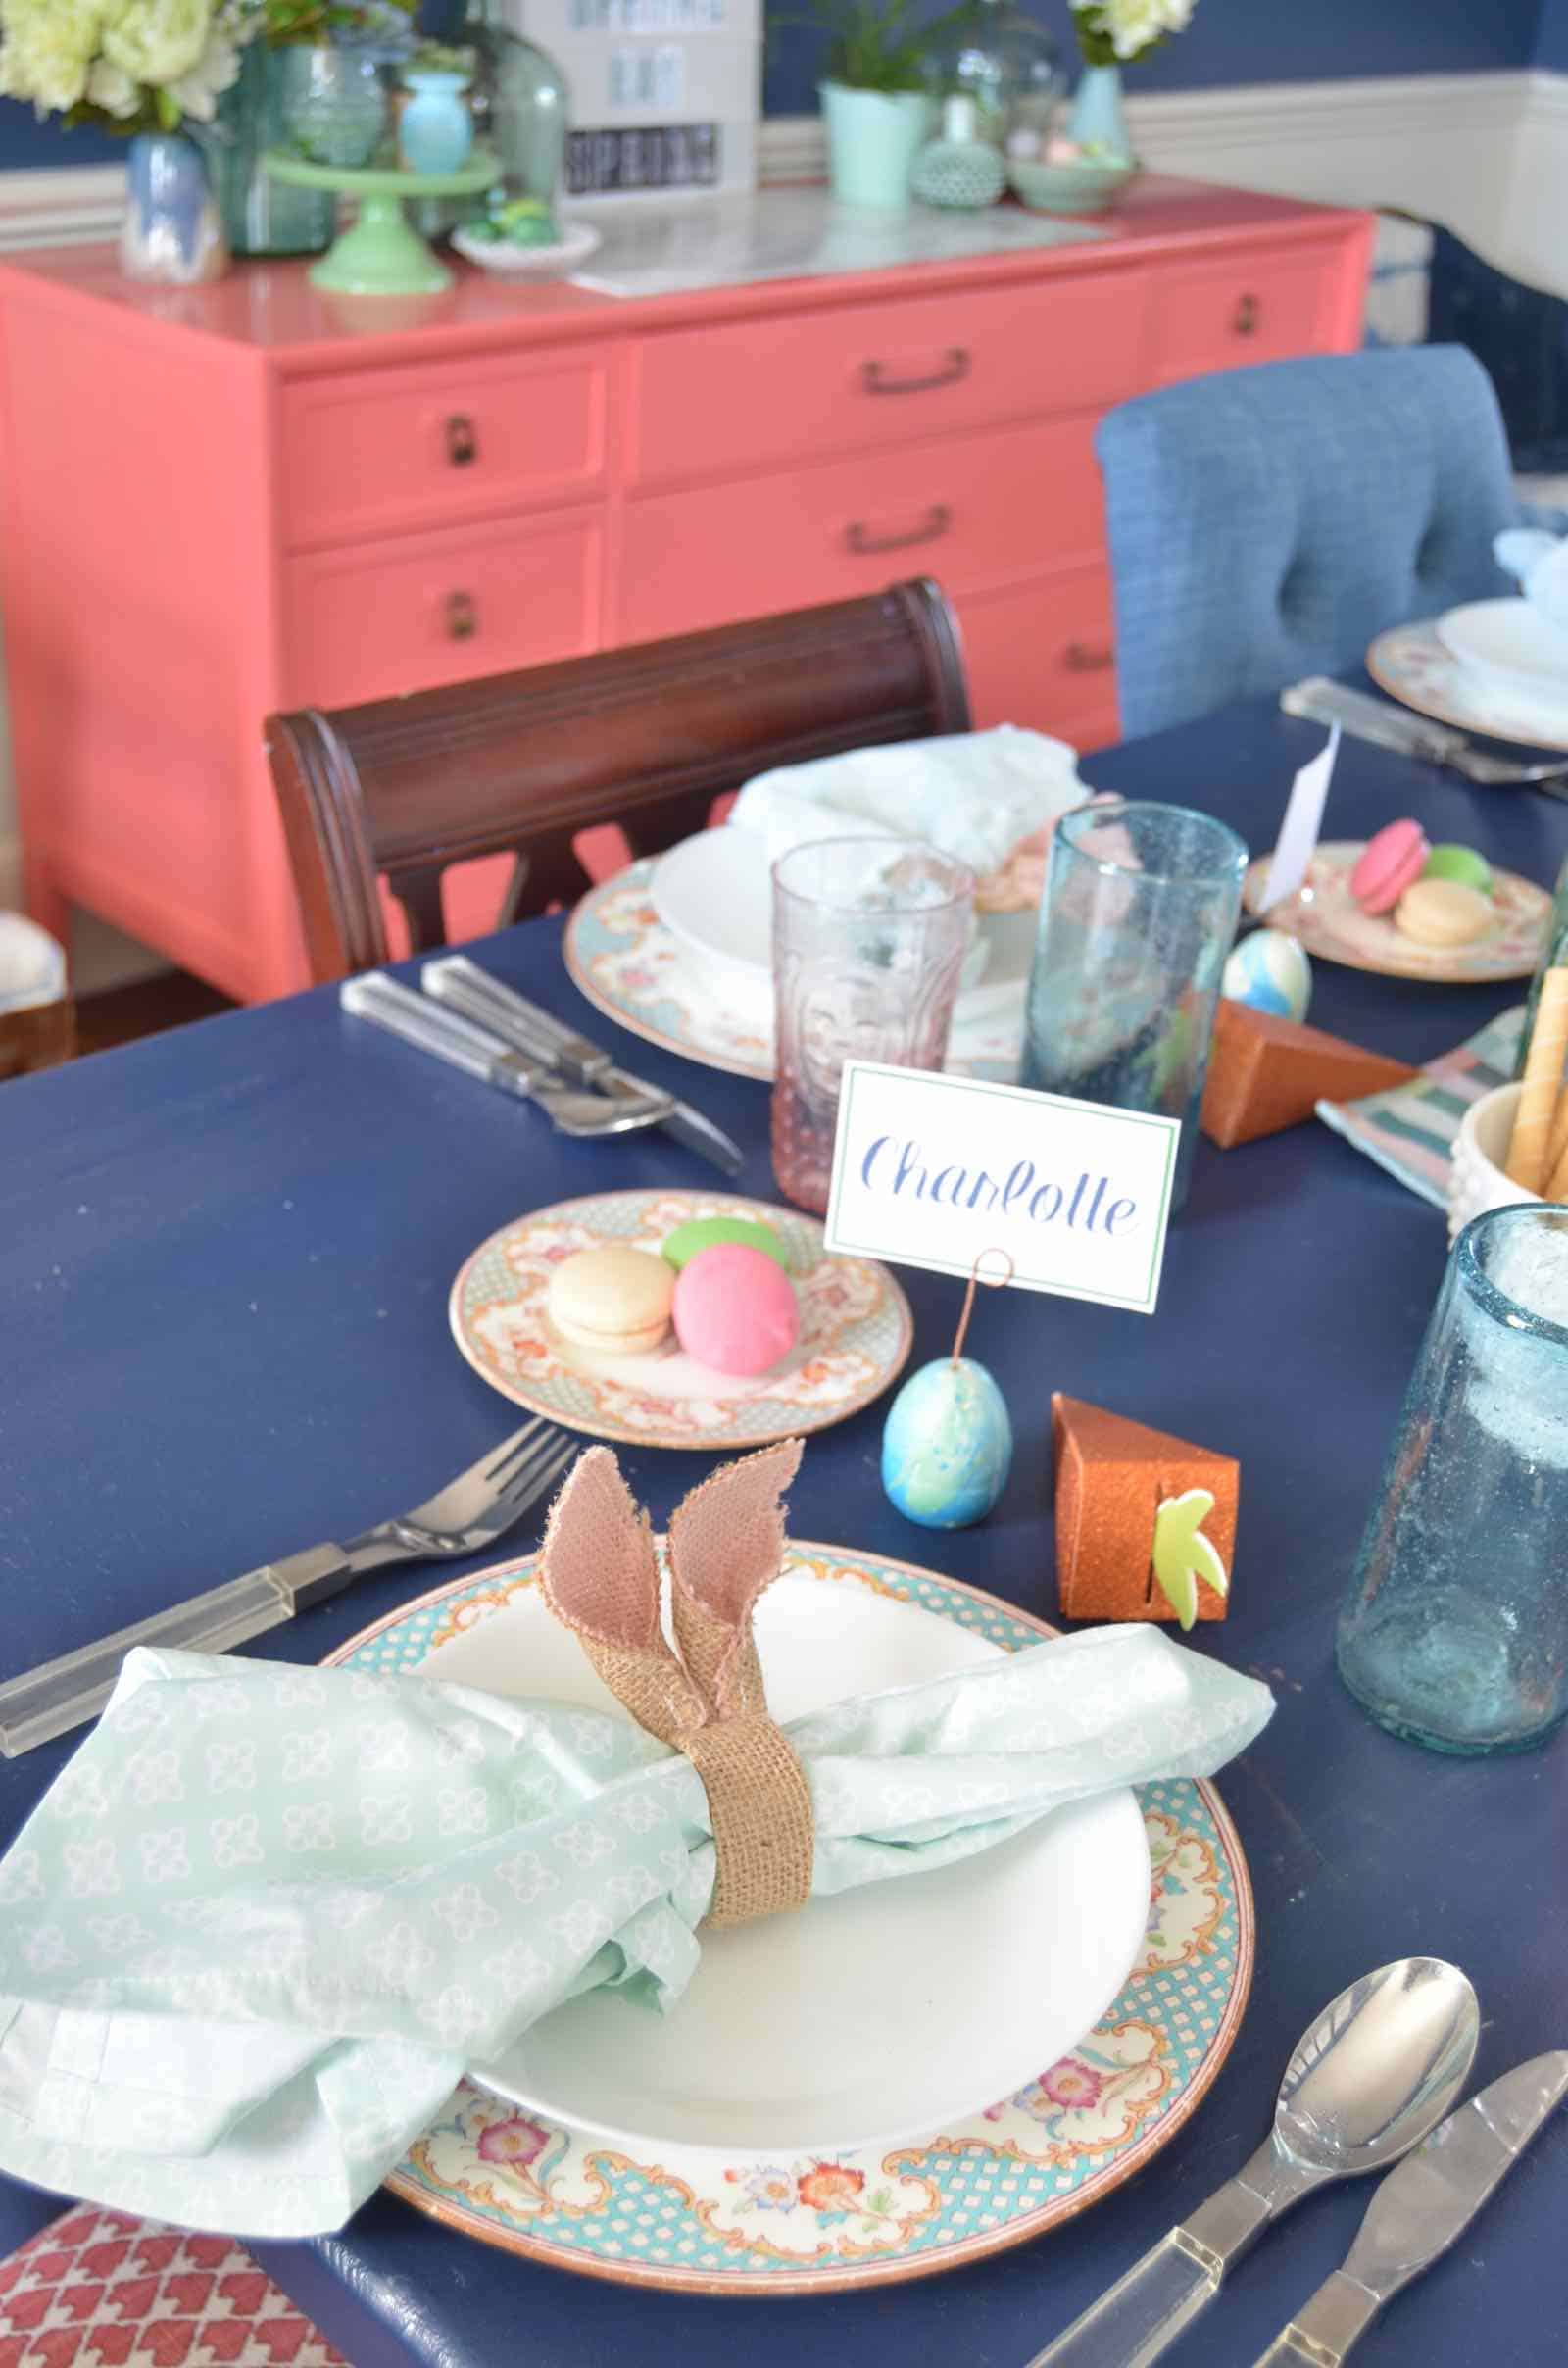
left=1245, top=841, right=1550, bottom=982
left=327, top=1547, right=1254, bottom=2297
left=564, top=860, right=1026, bottom=1083
left=450, top=1188, right=912, bottom=1449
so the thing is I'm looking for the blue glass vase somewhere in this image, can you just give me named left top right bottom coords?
left=1337, top=1205, right=1568, bottom=1754
left=400, top=71, right=475, bottom=174
left=121, top=132, right=227, bottom=284
left=1067, top=61, right=1131, bottom=159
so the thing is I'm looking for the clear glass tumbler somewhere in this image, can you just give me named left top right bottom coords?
left=1021, top=800, right=1248, bottom=1209
left=771, top=838, right=976, bottom=1215
left=1336, top=1205, right=1568, bottom=1754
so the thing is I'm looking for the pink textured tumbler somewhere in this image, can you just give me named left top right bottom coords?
left=770, top=837, right=976, bottom=1214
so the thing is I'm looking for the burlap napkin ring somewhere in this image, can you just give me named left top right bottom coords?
left=539, top=1437, right=813, bottom=1927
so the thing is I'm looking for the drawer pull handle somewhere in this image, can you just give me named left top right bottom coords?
left=446, top=590, right=479, bottom=641
left=1232, top=293, right=1260, bottom=336
left=844, top=503, right=953, bottom=557
left=1064, top=640, right=1114, bottom=673
left=446, top=413, right=479, bottom=466
left=861, top=348, right=970, bottom=396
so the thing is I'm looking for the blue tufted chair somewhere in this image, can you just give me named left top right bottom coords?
left=1094, top=346, right=1519, bottom=739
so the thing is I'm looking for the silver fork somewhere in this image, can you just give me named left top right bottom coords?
left=1282, top=678, right=1568, bottom=793
left=0, top=1416, right=580, bottom=1757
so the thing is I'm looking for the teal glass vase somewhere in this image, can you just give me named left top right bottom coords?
left=201, top=43, right=336, bottom=257
left=1067, top=61, right=1132, bottom=160
left=1337, top=1206, right=1568, bottom=1753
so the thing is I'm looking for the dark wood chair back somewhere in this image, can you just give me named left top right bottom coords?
left=266, top=578, right=971, bottom=985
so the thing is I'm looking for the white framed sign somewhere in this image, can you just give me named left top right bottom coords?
left=822, top=1062, right=1179, bottom=1316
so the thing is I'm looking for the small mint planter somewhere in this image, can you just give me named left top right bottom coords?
left=820, top=83, right=934, bottom=209
left=1066, top=61, right=1132, bottom=158
left=400, top=72, right=475, bottom=176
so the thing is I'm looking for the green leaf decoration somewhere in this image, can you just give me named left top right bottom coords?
left=1152, top=1488, right=1229, bottom=1631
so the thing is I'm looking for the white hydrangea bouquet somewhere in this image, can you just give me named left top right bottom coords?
left=0, top=2, right=251, bottom=133
left=1071, top=0, right=1197, bottom=67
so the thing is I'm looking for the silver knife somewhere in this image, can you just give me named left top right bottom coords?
left=422, top=956, right=745, bottom=1177
left=1282, top=677, right=1568, bottom=796
left=1254, top=2051, right=1568, bottom=2366
left=340, top=972, right=670, bottom=1138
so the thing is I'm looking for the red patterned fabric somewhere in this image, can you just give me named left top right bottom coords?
left=0, top=2209, right=344, bottom=2368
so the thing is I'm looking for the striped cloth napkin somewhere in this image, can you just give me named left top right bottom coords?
left=1315, top=1008, right=1524, bottom=1208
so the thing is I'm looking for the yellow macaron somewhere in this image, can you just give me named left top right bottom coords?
left=1393, top=877, right=1495, bottom=949
left=548, top=1245, right=675, bottom=1357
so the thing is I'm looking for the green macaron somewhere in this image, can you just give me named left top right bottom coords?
left=1422, top=844, right=1493, bottom=895
left=661, top=1215, right=790, bottom=1273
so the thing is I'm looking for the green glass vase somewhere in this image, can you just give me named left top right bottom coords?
left=201, top=43, right=336, bottom=258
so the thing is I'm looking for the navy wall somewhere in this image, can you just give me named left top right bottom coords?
left=1536, top=0, right=1568, bottom=70
left=763, top=0, right=1544, bottom=121
left=0, top=0, right=1551, bottom=164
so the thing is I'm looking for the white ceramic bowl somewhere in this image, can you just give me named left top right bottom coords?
left=451, top=221, right=601, bottom=276
left=1006, top=154, right=1139, bottom=214
left=1446, top=1080, right=1545, bottom=1243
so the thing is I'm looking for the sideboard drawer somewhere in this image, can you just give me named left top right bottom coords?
left=281, top=349, right=612, bottom=547
left=285, top=512, right=603, bottom=708
left=629, top=273, right=1146, bottom=490
left=960, top=568, right=1118, bottom=743
left=617, top=414, right=1104, bottom=644
left=1151, top=251, right=1345, bottom=385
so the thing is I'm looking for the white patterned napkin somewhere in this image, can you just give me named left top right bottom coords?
left=729, top=725, right=1087, bottom=878
left=0, top=1629, right=1270, bottom=2239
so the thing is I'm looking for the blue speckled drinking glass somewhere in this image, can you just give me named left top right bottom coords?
left=1337, top=1205, right=1568, bottom=1754
left=1021, top=801, right=1247, bottom=1209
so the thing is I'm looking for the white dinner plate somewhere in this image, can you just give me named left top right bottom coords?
left=1368, top=618, right=1568, bottom=753
left=651, top=827, right=1038, bottom=1022
left=1435, top=599, right=1568, bottom=711
left=433, top=1564, right=1150, bottom=2159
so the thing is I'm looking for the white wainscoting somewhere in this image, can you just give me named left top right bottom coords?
left=1, top=69, right=1564, bottom=985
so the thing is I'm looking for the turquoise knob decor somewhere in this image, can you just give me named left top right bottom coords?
left=911, top=95, right=1005, bottom=210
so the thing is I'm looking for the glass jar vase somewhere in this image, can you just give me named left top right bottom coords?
left=416, top=0, right=566, bottom=236
left=1336, top=1205, right=1568, bottom=1754
left=201, top=41, right=336, bottom=258
left=279, top=44, right=388, bottom=170
left=921, top=0, right=1062, bottom=158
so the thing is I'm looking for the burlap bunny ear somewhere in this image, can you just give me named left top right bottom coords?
left=666, top=1439, right=803, bottom=1720
left=538, top=1446, right=707, bottom=1747
left=540, top=1438, right=815, bottom=1928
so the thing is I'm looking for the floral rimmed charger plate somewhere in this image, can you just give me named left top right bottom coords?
left=326, top=1547, right=1254, bottom=2297
left=1368, top=618, right=1568, bottom=753
left=1245, top=841, right=1550, bottom=982
left=450, top=1188, right=912, bottom=1449
left=564, top=860, right=1026, bottom=1083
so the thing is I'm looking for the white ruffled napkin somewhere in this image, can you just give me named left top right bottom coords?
left=1494, top=527, right=1568, bottom=637
left=0, top=1627, right=1270, bottom=2239
left=729, top=725, right=1087, bottom=879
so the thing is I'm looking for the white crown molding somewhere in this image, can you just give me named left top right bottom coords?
left=760, top=69, right=1547, bottom=187
left=0, top=162, right=125, bottom=252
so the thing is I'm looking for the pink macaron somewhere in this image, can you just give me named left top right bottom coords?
left=1350, top=818, right=1429, bottom=915
left=672, top=1243, right=799, bottom=1377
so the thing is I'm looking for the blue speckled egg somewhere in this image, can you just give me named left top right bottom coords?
left=881, top=1357, right=1013, bottom=1529
left=1223, top=928, right=1312, bottom=1024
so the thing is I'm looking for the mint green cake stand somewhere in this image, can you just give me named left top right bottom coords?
left=263, top=149, right=499, bottom=295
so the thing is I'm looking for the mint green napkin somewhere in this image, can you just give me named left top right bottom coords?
left=0, top=1631, right=1271, bottom=2237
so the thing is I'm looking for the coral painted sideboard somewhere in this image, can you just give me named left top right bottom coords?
left=0, top=177, right=1370, bottom=1002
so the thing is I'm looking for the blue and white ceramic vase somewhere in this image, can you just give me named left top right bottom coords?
left=121, top=132, right=228, bottom=284
left=400, top=71, right=475, bottom=174
left=1066, top=61, right=1131, bottom=159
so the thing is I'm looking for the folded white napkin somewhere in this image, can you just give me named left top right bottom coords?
left=729, top=725, right=1086, bottom=879
left=1494, top=528, right=1568, bottom=637
left=0, top=1628, right=1270, bottom=2239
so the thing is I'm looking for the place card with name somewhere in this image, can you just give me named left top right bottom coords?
left=822, top=1062, right=1179, bottom=1316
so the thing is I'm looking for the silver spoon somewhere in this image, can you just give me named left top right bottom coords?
left=1025, top=1957, right=1480, bottom=2368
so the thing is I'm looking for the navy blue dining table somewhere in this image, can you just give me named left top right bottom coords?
left=2, top=693, right=1565, bottom=2368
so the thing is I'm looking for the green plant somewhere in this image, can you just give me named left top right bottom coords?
left=261, top=0, right=417, bottom=43
left=797, top=0, right=945, bottom=93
